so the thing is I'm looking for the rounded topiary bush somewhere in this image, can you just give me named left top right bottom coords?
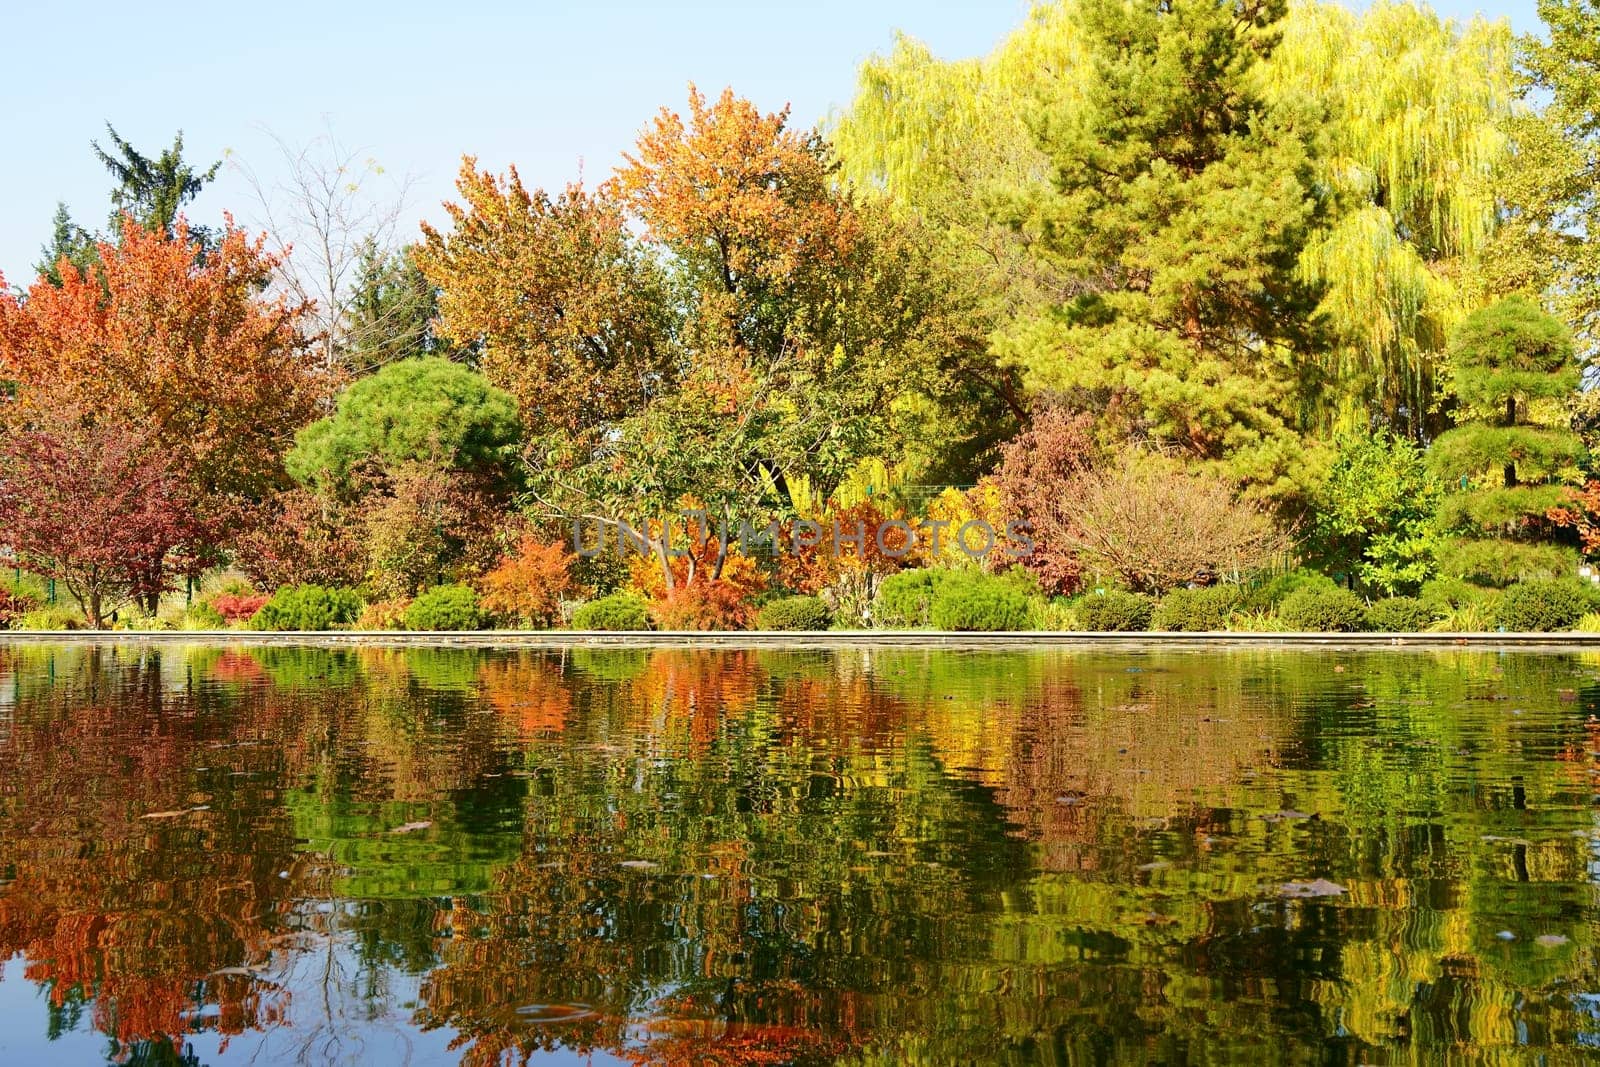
left=1151, top=587, right=1237, bottom=632
left=249, top=585, right=364, bottom=631
left=403, top=584, right=485, bottom=631
left=1364, top=596, right=1436, bottom=633
left=756, top=595, right=833, bottom=631
left=1236, top=569, right=1337, bottom=614
left=1496, top=578, right=1599, bottom=632
left=1077, top=589, right=1154, bottom=632
left=1278, top=587, right=1367, bottom=632
left=571, top=592, right=651, bottom=631
left=928, top=573, right=1033, bottom=632
left=874, top=568, right=950, bottom=628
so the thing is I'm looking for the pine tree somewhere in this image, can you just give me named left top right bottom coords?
left=994, top=0, right=1327, bottom=505
left=1428, top=297, right=1586, bottom=583
left=91, top=124, right=220, bottom=241
left=34, top=203, right=99, bottom=286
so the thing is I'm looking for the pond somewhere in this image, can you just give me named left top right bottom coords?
left=1, top=642, right=1599, bottom=1065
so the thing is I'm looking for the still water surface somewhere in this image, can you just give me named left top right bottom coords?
left=2, top=642, right=1600, bottom=1065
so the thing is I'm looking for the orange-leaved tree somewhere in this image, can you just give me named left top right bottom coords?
left=476, top=536, right=579, bottom=628
left=0, top=217, right=324, bottom=612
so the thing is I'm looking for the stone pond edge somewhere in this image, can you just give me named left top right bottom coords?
left=5, top=630, right=1600, bottom=651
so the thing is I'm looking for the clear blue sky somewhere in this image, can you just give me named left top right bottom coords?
left=0, top=0, right=1543, bottom=285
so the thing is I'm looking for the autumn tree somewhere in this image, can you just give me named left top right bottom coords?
left=416, top=164, right=674, bottom=448
left=0, top=417, right=212, bottom=627
left=994, top=406, right=1101, bottom=595
left=0, top=218, right=323, bottom=604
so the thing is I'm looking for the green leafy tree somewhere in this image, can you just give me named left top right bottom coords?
left=286, top=357, right=521, bottom=495
left=993, top=0, right=1327, bottom=505
left=1310, top=429, right=1444, bottom=595
left=1486, top=0, right=1600, bottom=357
left=1429, top=297, right=1586, bottom=580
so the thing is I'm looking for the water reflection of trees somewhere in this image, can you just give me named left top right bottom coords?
left=0, top=644, right=1598, bottom=1062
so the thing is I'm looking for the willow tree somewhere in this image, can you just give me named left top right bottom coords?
left=1262, top=2, right=1516, bottom=440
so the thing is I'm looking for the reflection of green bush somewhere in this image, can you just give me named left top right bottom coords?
left=570, top=648, right=651, bottom=683
left=404, top=649, right=484, bottom=693
left=251, top=647, right=364, bottom=690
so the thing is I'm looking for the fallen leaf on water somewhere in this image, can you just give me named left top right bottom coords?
left=389, top=821, right=433, bottom=834
left=141, top=809, right=196, bottom=820
left=1536, top=934, right=1570, bottom=947
left=618, top=860, right=659, bottom=870
left=1278, top=878, right=1347, bottom=898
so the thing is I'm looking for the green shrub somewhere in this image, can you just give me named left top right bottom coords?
left=874, top=568, right=952, bottom=628
left=182, top=602, right=227, bottom=630
left=403, top=584, right=485, bottom=631
left=1236, top=569, right=1338, bottom=614
left=1077, top=589, right=1154, bottom=632
left=1151, top=587, right=1238, bottom=631
left=249, top=585, right=364, bottom=631
left=1278, top=587, right=1368, bottom=632
left=1495, top=578, right=1600, bottom=632
left=928, top=572, right=1033, bottom=632
left=1419, top=576, right=1497, bottom=613
left=1029, top=596, right=1080, bottom=631
left=1364, top=597, right=1437, bottom=633
left=756, top=595, right=833, bottom=631
left=1435, top=539, right=1576, bottom=588
left=571, top=593, right=651, bottom=631
left=1573, top=612, right=1600, bottom=634
left=15, top=606, right=82, bottom=630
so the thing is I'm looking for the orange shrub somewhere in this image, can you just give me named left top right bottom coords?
left=648, top=581, right=753, bottom=631
left=477, top=537, right=577, bottom=627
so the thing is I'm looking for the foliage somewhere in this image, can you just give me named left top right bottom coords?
left=358, top=463, right=505, bottom=601
left=648, top=582, right=752, bottom=631
left=1364, top=597, right=1438, bottom=632
left=208, top=593, right=268, bottom=625
left=1430, top=299, right=1584, bottom=535
left=1278, top=587, right=1369, bottom=632
left=874, top=568, right=950, bottom=628
left=1548, top=479, right=1600, bottom=554
left=0, top=585, right=40, bottom=629
left=570, top=592, right=652, bottom=631
left=992, top=407, right=1098, bottom=594
left=1152, top=587, right=1240, bottom=632
left=248, top=585, right=363, bottom=631
left=927, top=571, right=1033, bottom=632
left=992, top=0, right=1326, bottom=503
left=0, top=218, right=322, bottom=511
left=1237, top=568, right=1339, bottom=614
left=1487, top=0, right=1600, bottom=357
left=1076, top=589, right=1155, bottom=632
left=476, top=537, right=576, bottom=628
left=355, top=598, right=411, bottom=631
left=403, top=584, right=485, bottom=631
left=286, top=357, right=521, bottom=495
left=1050, top=455, right=1293, bottom=594
left=13, top=606, right=83, bottom=630
left=755, top=595, right=833, bottom=631
left=338, top=243, right=443, bottom=372
left=0, top=418, right=214, bottom=628
left=233, top=487, right=367, bottom=591
left=1310, top=429, right=1444, bottom=594
left=1434, top=537, right=1577, bottom=588
left=417, top=166, right=673, bottom=445
left=1495, top=578, right=1599, bottom=632
left=92, top=125, right=220, bottom=241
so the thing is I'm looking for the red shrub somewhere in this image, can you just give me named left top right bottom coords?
left=210, top=593, right=269, bottom=623
left=648, top=581, right=752, bottom=631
